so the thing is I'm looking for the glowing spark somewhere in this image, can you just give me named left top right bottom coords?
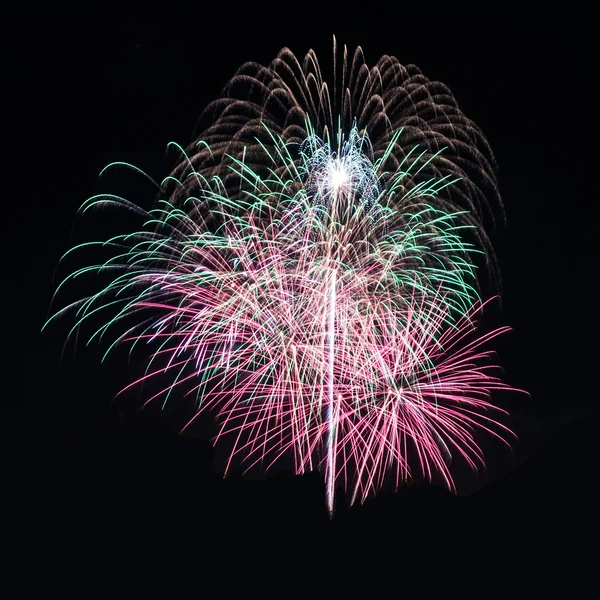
left=329, top=159, right=348, bottom=191
left=45, top=40, right=525, bottom=515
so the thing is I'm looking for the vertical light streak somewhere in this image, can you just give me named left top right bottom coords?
left=326, top=267, right=337, bottom=516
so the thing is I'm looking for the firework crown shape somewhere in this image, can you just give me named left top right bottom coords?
left=46, top=40, right=525, bottom=516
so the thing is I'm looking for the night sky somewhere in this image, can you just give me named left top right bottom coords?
left=20, top=6, right=599, bottom=573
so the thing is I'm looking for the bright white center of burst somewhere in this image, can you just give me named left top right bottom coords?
left=328, top=159, right=349, bottom=191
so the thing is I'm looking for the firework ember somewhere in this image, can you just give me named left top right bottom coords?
left=46, top=39, right=524, bottom=515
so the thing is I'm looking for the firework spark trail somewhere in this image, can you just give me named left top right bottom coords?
left=45, top=40, right=525, bottom=515
left=171, top=38, right=503, bottom=290
left=326, top=267, right=337, bottom=515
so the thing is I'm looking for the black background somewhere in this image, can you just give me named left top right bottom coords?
left=18, top=4, right=599, bottom=579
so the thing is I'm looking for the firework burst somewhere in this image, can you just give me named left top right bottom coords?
left=46, top=39, right=524, bottom=515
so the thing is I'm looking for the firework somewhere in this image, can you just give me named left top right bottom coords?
left=171, top=39, right=502, bottom=286
left=46, top=39, right=523, bottom=515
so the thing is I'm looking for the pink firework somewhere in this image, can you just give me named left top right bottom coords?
left=46, top=42, right=525, bottom=515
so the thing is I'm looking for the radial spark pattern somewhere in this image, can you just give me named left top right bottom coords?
left=46, top=40, right=523, bottom=515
